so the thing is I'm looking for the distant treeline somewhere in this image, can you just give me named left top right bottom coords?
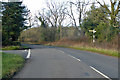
left=20, top=3, right=119, bottom=44
left=20, top=27, right=81, bottom=43
left=1, top=0, right=119, bottom=46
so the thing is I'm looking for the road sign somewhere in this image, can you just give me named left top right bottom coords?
left=89, top=30, right=93, bottom=32
left=93, top=29, right=96, bottom=33
left=89, top=29, right=96, bottom=33
left=89, top=29, right=96, bottom=43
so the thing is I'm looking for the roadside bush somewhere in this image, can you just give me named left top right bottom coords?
left=19, top=27, right=81, bottom=43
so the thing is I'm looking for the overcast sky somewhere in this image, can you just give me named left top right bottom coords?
left=22, top=0, right=111, bottom=26
left=22, top=0, right=111, bottom=15
left=1, top=0, right=112, bottom=26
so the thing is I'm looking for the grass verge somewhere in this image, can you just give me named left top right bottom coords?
left=2, top=45, right=29, bottom=50
left=46, top=44, right=118, bottom=57
left=2, top=52, right=25, bottom=79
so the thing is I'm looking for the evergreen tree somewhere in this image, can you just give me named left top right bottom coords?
left=97, top=0, right=120, bottom=26
left=2, top=2, right=29, bottom=45
left=83, top=4, right=119, bottom=42
left=82, top=4, right=110, bottom=41
left=83, top=4, right=108, bottom=35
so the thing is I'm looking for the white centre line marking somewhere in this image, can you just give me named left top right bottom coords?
left=58, top=50, right=65, bottom=53
left=26, top=49, right=31, bottom=59
left=90, top=66, right=112, bottom=80
left=68, top=55, right=81, bottom=62
left=58, top=50, right=81, bottom=62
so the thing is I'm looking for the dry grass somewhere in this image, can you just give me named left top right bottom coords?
left=45, top=36, right=118, bottom=57
left=47, top=36, right=118, bottom=51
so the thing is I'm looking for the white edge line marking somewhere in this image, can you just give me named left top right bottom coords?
left=90, top=66, right=112, bottom=80
left=26, top=49, right=31, bottom=59
left=68, top=55, right=81, bottom=62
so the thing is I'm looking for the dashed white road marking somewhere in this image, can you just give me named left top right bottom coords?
left=68, top=55, right=81, bottom=62
left=24, top=49, right=27, bottom=51
left=26, top=49, right=31, bottom=59
left=58, top=50, right=65, bottom=53
left=58, top=50, right=111, bottom=79
left=90, top=66, right=112, bottom=80
left=58, top=50, right=81, bottom=62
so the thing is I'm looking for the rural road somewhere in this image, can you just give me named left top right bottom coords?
left=1, top=50, right=28, bottom=58
left=12, top=44, right=118, bottom=79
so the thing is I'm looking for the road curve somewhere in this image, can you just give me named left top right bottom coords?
left=13, top=44, right=118, bottom=79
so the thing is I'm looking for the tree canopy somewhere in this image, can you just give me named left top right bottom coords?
left=2, top=2, right=29, bottom=46
left=97, top=0, right=120, bottom=26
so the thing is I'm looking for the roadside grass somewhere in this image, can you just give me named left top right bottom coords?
left=46, top=44, right=118, bottom=57
left=69, top=46, right=118, bottom=57
left=2, top=45, right=29, bottom=50
left=2, top=52, right=25, bottom=79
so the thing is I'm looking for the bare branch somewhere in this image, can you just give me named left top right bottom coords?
left=96, top=0, right=111, bottom=14
left=114, top=1, right=120, bottom=16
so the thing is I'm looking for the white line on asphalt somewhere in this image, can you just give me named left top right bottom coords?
left=90, top=66, right=112, bottom=80
left=26, top=49, right=31, bottom=59
left=68, top=55, right=81, bottom=62
left=58, top=50, right=81, bottom=62
left=58, top=50, right=65, bottom=53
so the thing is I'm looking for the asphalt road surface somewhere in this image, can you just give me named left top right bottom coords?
left=12, top=44, right=118, bottom=79
left=1, top=50, right=28, bottom=58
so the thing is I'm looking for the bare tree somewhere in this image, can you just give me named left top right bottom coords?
left=57, top=3, right=67, bottom=39
left=46, top=1, right=59, bottom=27
left=43, top=1, right=67, bottom=38
left=28, top=12, right=33, bottom=27
left=45, top=1, right=67, bottom=28
left=69, top=2, right=77, bottom=27
left=76, top=0, right=90, bottom=28
left=36, top=1, right=68, bottom=39
left=36, top=9, right=48, bottom=28
left=96, top=0, right=120, bottom=26
left=67, top=0, right=90, bottom=28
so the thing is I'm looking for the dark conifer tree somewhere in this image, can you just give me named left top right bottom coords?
left=2, top=2, right=29, bottom=45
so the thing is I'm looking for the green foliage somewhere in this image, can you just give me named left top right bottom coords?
left=20, top=27, right=57, bottom=42
left=1, top=45, right=29, bottom=50
left=2, top=52, right=25, bottom=78
left=82, top=4, right=118, bottom=42
left=2, top=46, right=21, bottom=50
left=40, top=27, right=57, bottom=42
left=83, top=5, right=108, bottom=31
left=20, top=27, right=80, bottom=43
left=2, top=2, right=29, bottom=46
left=38, top=17, right=48, bottom=28
left=97, top=0, right=120, bottom=26
left=95, top=22, right=119, bottom=42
